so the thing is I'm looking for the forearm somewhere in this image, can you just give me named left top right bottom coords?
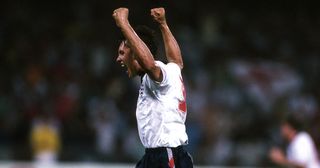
left=120, top=23, right=156, bottom=70
left=284, top=161, right=305, bottom=168
left=278, top=159, right=305, bottom=168
left=159, top=23, right=183, bottom=69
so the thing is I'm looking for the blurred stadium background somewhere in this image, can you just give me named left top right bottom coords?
left=0, top=0, right=319, bottom=167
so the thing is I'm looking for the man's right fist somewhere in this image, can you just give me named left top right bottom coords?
left=113, top=8, right=129, bottom=27
left=151, top=8, right=166, bottom=25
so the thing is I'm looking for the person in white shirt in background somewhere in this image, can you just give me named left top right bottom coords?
left=270, top=114, right=320, bottom=168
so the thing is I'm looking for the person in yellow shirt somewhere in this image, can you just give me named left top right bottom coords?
left=30, top=112, right=61, bottom=167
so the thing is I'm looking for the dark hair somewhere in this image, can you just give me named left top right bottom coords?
left=120, top=25, right=158, bottom=57
left=284, top=114, right=305, bottom=131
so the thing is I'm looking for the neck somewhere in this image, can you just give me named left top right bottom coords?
left=288, top=131, right=298, bottom=141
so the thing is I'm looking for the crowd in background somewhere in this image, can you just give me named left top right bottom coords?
left=0, top=0, right=319, bottom=166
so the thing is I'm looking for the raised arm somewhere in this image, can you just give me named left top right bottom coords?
left=113, top=8, right=162, bottom=82
left=151, top=8, right=183, bottom=69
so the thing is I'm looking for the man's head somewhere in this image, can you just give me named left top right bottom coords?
left=116, top=25, right=157, bottom=78
left=281, top=114, right=304, bottom=142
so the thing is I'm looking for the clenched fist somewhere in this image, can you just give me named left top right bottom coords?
left=151, top=8, right=166, bottom=25
left=113, top=8, right=129, bottom=28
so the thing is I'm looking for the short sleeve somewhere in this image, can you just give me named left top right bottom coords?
left=153, top=61, right=181, bottom=87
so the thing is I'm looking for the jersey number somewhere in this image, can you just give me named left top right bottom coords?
left=179, top=77, right=187, bottom=113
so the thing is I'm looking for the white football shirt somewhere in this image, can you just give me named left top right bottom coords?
left=136, top=61, right=188, bottom=148
left=287, top=132, right=320, bottom=168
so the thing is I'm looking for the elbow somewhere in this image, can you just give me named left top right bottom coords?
left=172, top=60, right=183, bottom=69
left=140, top=59, right=158, bottom=73
left=169, top=60, right=183, bottom=69
left=178, top=62, right=184, bottom=69
left=144, top=62, right=158, bottom=72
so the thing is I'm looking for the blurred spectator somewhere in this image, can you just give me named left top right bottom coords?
left=30, top=112, right=61, bottom=167
left=88, top=97, right=118, bottom=161
left=229, top=60, right=302, bottom=113
left=269, top=114, right=320, bottom=168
